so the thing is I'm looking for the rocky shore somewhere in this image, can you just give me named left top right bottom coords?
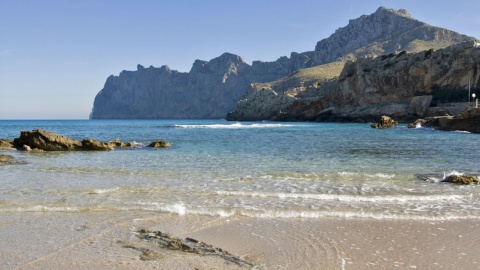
left=410, top=108, right=480, bottom=133
left=0, top=129, right=170, bottom=152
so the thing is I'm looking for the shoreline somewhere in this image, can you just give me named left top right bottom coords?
left=2, top=211, right=479, bottom=269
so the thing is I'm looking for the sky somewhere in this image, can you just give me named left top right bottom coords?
left=1, top=0, right=480, bottom=119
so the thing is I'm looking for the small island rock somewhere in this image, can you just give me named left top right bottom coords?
left=81, top=139, right=115, bottom=151
left=442, top=175, right=480, bottom=185
left=371, top=115, right=398, bottom=129
left=149, top=140, right=171, bottom=148
left=15, top=129, right=83, bottom=151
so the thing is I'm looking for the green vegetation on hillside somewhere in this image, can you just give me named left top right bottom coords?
left=253, top=61, right=344, bottom=96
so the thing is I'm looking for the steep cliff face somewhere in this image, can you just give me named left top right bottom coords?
left=228, top=41, right=480, bottom=122
left=312, top=7, right=470, bottom=65
left=91, top=52, right=307, bottom=119
left=92, top=53, right=254, bottom=119
left=91, top=7, right=473, bottom=119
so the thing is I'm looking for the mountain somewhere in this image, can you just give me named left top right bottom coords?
left=90, top=7, right=474, bottom=119
left=227, top=41, right=480, bottom=122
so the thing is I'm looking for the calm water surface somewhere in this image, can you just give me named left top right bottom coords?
left=1, top=120, right=479, bottom=220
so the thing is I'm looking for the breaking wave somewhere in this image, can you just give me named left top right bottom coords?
left=215, top=191, right=465, bottom=203
left=173, top=123, right=295, bottom=129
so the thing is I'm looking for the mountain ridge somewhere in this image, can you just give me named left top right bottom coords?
left=90, top=7, right=474, bottom=119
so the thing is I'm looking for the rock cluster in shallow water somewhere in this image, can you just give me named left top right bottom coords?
left=442, top=175, right=480, bottom=185
left=371, top=115, right=399, bottom=129
left=1, top=129, right=170, bottom=152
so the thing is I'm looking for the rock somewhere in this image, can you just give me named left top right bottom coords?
left=149, top=140, right=171, bottom=148
left=15, top=129, right=83, bottom=151
left=408, top=95, right=433, bottom=117
left=14, top=129, right=118, bottom=151
left=104, top=139, right=138, bottom=148
left=20, top=145, right=32, bottom=151
left=108, top=139, right=122, bottom=147
left=135, top=230, right=254, bottom=267
left=81, top=139, right=114, bottom=151
left=419, top=108, right=480, bottom=133
left=407, top=119, right=428, bottom=128
left=371, top=115, right=398, bottom=128
left=229, top=39, right=480, bottom=122
left=442, top=175, right=480, bottom=185
left=0, top=154, right=21, bottom=165
left=0, top=154, right=14, bottom=161
left=0, top=139, right=15, bottom=150
left=226, top=87, right=296, bottom=121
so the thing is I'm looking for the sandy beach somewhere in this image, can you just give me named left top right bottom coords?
left=1, top=211, right=479, bottom=269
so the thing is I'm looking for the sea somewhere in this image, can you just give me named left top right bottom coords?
left=1, top=120, right=479, bottom=221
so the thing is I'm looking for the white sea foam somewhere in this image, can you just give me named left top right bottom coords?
left=133, top=202, right=234, bottom=217
left=366, top=173, right=396, bottom=179
left=173, top=123, right=294, bottom=129
left=425, top=170, right=465, bottom=183
left=239, top=209, right=480, bottom=221
left=88, top=187, right=119, bottom=194
left=0, top=205, right=82, bottom=213
left=338, top=172, right=355, bottom=176
left=145, top=202, right=187, bottom=215
left=216, top=191, right=465, bottom=203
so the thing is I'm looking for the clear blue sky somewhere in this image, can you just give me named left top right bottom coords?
left=1, top=0, right=479, bottom=119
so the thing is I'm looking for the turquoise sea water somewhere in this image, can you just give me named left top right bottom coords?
left=1, top=120, right=479, bottom=220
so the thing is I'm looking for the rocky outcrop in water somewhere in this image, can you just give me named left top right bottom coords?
left=415, top=108, right=480, bottom=133
left=148, top=140, right=171, bottom=148
left=370, top=116, right=398, bottom=129
left=0, top=154, right=23, bottom=165
left=15, top=129, right=85, bottom=151
left=442, top=175, right=480, bottom=185
left=91, top=7, right=473, bottom=120
left=9, top=129, right=170, bottom=151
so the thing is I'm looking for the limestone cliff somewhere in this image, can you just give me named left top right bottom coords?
left=91, top=7, right=473, bottom=119
left=228, top=41, right=480, bottom=122
left=312, top=7, right=469, bottom=65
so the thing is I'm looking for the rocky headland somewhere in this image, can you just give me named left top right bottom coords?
left=227, top=40, right=480, bottom=123
left=91, top=7, right=474, bottom=120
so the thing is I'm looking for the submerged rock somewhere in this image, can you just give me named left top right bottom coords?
left=0, top=154, right=15, bottom=164
left=371, top=115, right=398, bottom=129
left=0, top=154, right=24, bottom=165
left=442, top=175, right=480, bottom=185
left=149, top=140, right=171, bottom=148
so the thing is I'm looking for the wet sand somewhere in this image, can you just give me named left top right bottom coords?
left=1, top=211, right=479, bottom=269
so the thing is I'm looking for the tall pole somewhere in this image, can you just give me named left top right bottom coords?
left=468, top=72, right=471, bottom=107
